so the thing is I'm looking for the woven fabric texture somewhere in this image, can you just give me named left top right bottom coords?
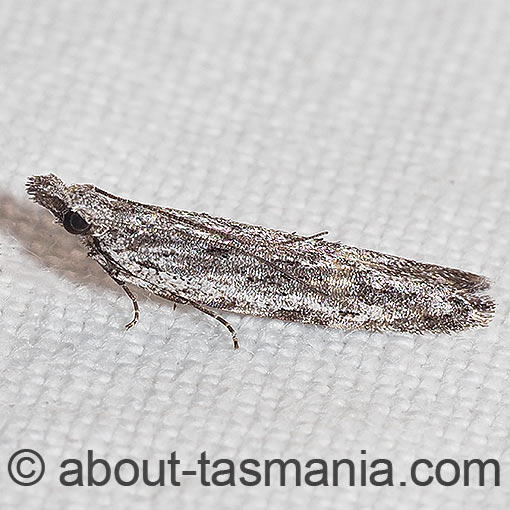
left=0, top=1, right=509, bottom=508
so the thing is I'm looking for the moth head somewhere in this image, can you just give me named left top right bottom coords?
left=26, top=174, right=95, bottom=235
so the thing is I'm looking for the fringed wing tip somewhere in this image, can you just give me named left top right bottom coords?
left=467, top=293, right=496, bottom=328
left=444, top=267, right=492, bottom=292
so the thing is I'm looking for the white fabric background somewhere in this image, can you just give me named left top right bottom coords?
left=0, top=0, right=509, bottom=508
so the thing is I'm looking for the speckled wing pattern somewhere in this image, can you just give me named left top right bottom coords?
left=26, top=174, right=495, bottom=346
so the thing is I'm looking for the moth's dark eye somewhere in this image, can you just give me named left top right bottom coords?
left=63, top=210, right=90, bottom=234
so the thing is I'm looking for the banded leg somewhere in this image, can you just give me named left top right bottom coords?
left=280, top=231, right=328, bottom=245
left=182, top=299, right=239, bottom=349
left=119, top=281, right=240, bottom=349
left=89, top=242, right=140, bottom=331
left=119, top=283, right=140, bottom=330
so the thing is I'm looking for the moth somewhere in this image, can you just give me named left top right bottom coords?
left=26, top=174, right=495, bottom=348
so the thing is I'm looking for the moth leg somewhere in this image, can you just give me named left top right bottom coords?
left=145, top=286, right=239, bottom=349
left=280, top=230, right=328, bottom=245
left=119, top=283, right=140, bottom=330
left=87, top=240, right=141, bottom=330
left=186, top=301, right=239, bottom=349
left=305, top=230, right=328, bottom=240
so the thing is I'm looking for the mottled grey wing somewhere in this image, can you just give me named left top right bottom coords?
left=142, top=206, right=495, bottom=333
left=107, top=203, right=494, bottom=333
